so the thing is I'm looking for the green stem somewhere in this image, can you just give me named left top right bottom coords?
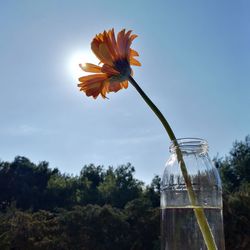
left=128, top=75, right=217, bottom=250
left=128, top=76, right=176, bottom=141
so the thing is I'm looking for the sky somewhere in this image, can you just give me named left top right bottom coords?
left=0, top=0, right=249, bottom=184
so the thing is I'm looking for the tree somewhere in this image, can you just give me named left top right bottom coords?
left=78, top=164, right=104, bottom=205
left=216, top=136, right=250, bottom=250
left=99, top=163, right=144, bottom=208
left=144, top=175, right=161, bottom=207
left=46, top=173, right=79, bottom=210
left=217, top=136, right=250, bottom=193
left=125, top=198, right=160, bottom=249
left=0, top=209, right=65, bottom=250
left=59, top=205, right=130, bottom=250
left=0, top=156, right=56, bottom=211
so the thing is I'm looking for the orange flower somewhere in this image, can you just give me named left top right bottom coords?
left=78, top=29, right=141, bottom=99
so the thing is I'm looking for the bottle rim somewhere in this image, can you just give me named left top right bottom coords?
left=169, top=138, right=208, bottom=154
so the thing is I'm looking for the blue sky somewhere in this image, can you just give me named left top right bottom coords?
left=0, top=0, right=249, bottom=183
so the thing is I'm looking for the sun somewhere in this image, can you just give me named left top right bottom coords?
left=68, top=49, right=99, bottom=80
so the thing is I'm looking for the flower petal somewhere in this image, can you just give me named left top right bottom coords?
left=101, top=64, right=120, bottom=75
left=78, top=74, right=109, bottom=99
left=108, top=81, right=123, bottom=93
left=78, top=73, right=107, bottom=83
left=79, top=63, right=102, bottom=73
left=91, top=40, right=107, bottom=63
left=117, top=29, right=126, bottom=58
left=109, top=29, right=119, bottom=58
left=100, top=80, right=110, bottom=98
left=124, top=30, right=133, bottom=57
left=122, top=80, right=129, bottom=89
left=129, top=34, right=138, bottom=42
left=130, top=57, right=141, bottom=66
left=130, top=49, right=139, bottom=57
left=103, top=30, right=117, bottom=61
left=99, top=43, right=114, bottom=65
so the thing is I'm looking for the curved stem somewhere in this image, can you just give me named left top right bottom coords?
left=128, top=75, right=217, bottom=250
left=128, top=76, right=176, bottom=141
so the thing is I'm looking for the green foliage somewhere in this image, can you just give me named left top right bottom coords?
left=0, top=156, right=57, bottom=210
left=0, top=158, right=157, bottom=249
left=59, top=205, right=130, bottom=250
left=217, top=136, right=250, bottom=193
left=125, top=198, right=160, bottom=249
left=0, top=136, right=249, bottom=249
left=216, top=136, right=250, bottom=250
left=99, top=164, right=144, bottom=208
left=0, top=209, right=64, bottom=250
left=144, top=175, right=161, bottom=207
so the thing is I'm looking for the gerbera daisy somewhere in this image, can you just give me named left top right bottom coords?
left=78, top=29, right=141, bottom=99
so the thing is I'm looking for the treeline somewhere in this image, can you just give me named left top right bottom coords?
left=0, top=161, right=160, bottom=249
left=0, top=136, right=249, bottom=249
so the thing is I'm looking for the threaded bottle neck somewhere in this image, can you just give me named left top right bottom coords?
left=170, top=138, right=209, bottom=155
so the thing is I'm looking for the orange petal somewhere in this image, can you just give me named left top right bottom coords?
left=130, top=57, right=141, bottom=66
left=117, top=29, right=126, bottom=58
left=78, top=82, right=100, bottom=91
left=101, top=64, right=120, bottom=75
left=100, top=80, right=110, bottom=98
left=79, top=63, right=102, bottom=73
left=130, top=49, right=139, bottom=57
left=109, top=29, right=119, bottom=59
left=96, top=33, right=104, bottom=42
left=103, top=30, right=117, bottom=61
left=91, top=36, right=113, bottom=65
left=86, top=87, right=101, bottom=99
left=129, top=34, right=138, bottom=42
left=99, top=43, right=113, bottom=65
left=124, top=30, right=133, bottom=57
left=78, top=74, right=110, bottom=99
left=121, top=80, right=129, bottom=89
left=108, top=81, right=123, bottom=93
left=91, top=40, right=107, bottom=63
left=78, top=73, right=107, bottom=83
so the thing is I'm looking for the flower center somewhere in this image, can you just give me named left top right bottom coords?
left=114, top=59, right=131, bottom=78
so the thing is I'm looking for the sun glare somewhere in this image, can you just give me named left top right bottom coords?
left=68, top=49, right=99, bottom=81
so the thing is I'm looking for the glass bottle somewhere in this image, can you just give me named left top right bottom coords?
left=161, top=138, right=225, bottom=250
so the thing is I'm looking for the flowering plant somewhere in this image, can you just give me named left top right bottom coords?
left=77, top=29, right=217, bottom=250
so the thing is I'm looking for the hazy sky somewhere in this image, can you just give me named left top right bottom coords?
left=0, top=0, right=249, bottom=183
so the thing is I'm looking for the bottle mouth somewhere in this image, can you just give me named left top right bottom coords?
left=170, top=138, right=208, bottom=154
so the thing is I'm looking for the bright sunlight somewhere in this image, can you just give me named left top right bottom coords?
left=68, top=49, right=99, bottom=81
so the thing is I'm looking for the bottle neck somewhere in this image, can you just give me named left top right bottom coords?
left=170, top=138, right=209, bottom=155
